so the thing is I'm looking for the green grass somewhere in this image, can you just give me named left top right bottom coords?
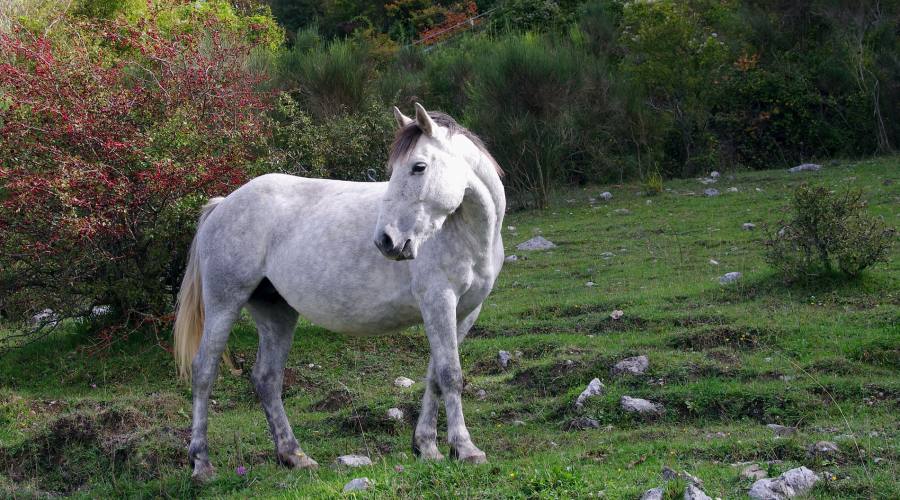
left=1, top=157, right=898, bottom=498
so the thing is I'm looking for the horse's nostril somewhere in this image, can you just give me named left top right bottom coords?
left=380, top=232, right=394, bottom=251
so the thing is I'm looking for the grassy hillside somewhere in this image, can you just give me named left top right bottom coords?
left=1, top=157, right=897, bottom=498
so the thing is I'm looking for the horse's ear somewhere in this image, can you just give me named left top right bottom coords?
left=393, top=106, right=412, bottom=128
left=414, top=102, right=436, bottom=137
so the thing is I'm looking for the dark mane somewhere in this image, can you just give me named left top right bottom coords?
left=388, top=111, right=503, bottom=177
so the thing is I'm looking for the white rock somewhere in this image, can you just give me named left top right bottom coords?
left=611, top=355, right=649, bottom=376
left=640, top=487, right=665, bottom=500
left=507, top=226, right=516, bottom=231
left=710, top=171, right=721, bottom=178
left=788, top=163, right=821, bottom=173
left=766, top=424, right=797, bottom=437
left=505, top=254, right=518, bottom=262
left=704, top=188, right=720, bottom=197
left=610, top=310, right=624, bottom=320
left=727, top=187, right=739, bottom=193
left=685, top=483, right=712, bottom=500
left=386, top=408, right=404, bottom=422
left=600, top=252, right=615, bottom=259
left=807, top=441, right=839, bottom=457
left=749, top=466, right=819, bottom=499
left=709, top=259, right=719, bottom=265
left=336, top=455, right=373, bottom=467
left=394, top=376, right=415, bottom=388
left=743, top=223, right=756, bottom=230
left=512, top=420, right=526, bottom=426
left=621, top=396, right=664, bottom=415
left=599, top=191, right=613, bottom=201
left=586, top=281, right=595, bottom=287
left=498, top=350, right=512, bottom=369
left=719, top=272, right=742, bottom=284
left=29, top=308, right=58, bottom=327
left=343, top=477, right=373, bottom=492
left=475, top=389, right=488, bottom=400
left=742, top=464, right=768, bottom=481
left=575, top=378, right=605, bottom=408
left=91, top=305, right=111, bottom=316
left=516, top=236, right=556, bottom=251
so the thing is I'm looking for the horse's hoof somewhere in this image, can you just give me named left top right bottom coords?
left=451, top=446, right=487, bottom=464
left=413, top=442, right=445, bottom=461
left=279, top=449, right=319, bottom=470
left=191, top=461, right=216, bottom=483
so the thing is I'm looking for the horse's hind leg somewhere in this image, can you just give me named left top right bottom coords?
left=246, top=293, right=318, bottom=469
left=189, top=302, right=242, bottom=482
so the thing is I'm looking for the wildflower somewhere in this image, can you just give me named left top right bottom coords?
left=236, top=465, right=247, bottom=476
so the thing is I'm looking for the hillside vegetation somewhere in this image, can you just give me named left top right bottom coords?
left=1, top=157, right=897, bottom=498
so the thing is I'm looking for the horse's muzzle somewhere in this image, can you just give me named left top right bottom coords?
left=374, top=232, right=415, bottom=260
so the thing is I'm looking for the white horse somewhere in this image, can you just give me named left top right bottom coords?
left=173, top=103, right=505, bottom=481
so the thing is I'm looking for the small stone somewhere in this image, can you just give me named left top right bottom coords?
left=600, top=252, right=615, bottom=259
left=767, top=424, right=797, bottom=437
left=498, top=350, right=512, bottom=369
left=343, top=477, right=372, bottom=492
left=710, top=171, right=720, bottom=178
left=575, top=378, right=605, bottom=408
left=507, top=226, right=516, bottom=231
left=336, top=455, right=373, bottom=467
left=586, top=281, right=595, bottom=287
left=517, top=236, right=556, bottom=251
left=807, top=441, right=839, bottom=458
left=684, top=483, right=712, bottom=500
left=788, top=163, right=821, bottom=173
left=386, top=408, right=404, bottom=422
left=610, top=310, right=624, bottom=320
left=640, top=487, right=665, bottom=500
left=742, top=464, right=768, bottom=481
left=475, top=389, right=487, bottom=400
left=599, top=191, right=613, bottom=201
left=611, top=355, right=649, bottom=376
left=742, top=223, right=756, bottom=230
left=505, top=254, right=518, bottom=262
left=394, top=464, right=405, bottom=472
left=613, top=208, right=631, bottom=215
left=512, top=420, right=526, bottom=426
left=681, top=470, right=704, bottom=486
left=91, top=305, right=111, bottom=316
left=621, top=396, right=664, bottom=415
left=394, top=376, right=415, bottom=388
left=709, top=259, right=719, bottom=265
left=749, top=466, right=819, bottom=499
left=719, top=272, right=742, bottom=284
left=662, top=467, right=679, bottom=480
left=566, top=416, right=600, bottom=430
left=704, top=188, right=720, bottom=197
left=873, top=457, right=885, bottom=464
left=727, top=187, right=739, bottom=193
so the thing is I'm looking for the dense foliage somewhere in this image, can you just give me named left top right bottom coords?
left=765, top=185, right=894, bottom=282
left=0, top=2, right=276, bottom=335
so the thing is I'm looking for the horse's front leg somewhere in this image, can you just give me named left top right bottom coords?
left=414, top=305, right=481, bottom=460
left=419, top=290, right=486, bottom=463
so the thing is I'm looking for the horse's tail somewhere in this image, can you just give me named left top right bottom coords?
left=174, top=197, right=224, bottom=380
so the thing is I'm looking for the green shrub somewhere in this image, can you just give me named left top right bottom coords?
left=765, top=185, right=895, bottom=281
left=269, top=94, right=393, bottom=182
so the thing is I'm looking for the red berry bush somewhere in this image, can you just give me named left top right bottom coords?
left=0, top=14, right=274, bottom=346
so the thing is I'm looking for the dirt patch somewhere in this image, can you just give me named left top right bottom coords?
left=669, top=315, right=728, bottom=328
left=706, top=348, right=742, bottom=367
left=587, top=316, right=652, bottom=334
left=310, top=389, right=353, bottom=412
left=509, top=359, right=590, bottom=396
left=803, top=357, right=860, bottom=375
left=519, top=302, right=615, bottom=320
left=669, top=325, right=775, bottom=351
left=0, top=406, right=186, bottom=494
left=848, top=339, right=900, bottom=369
left=336, top=405, right=412, bottom=436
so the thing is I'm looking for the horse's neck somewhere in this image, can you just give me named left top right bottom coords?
left=452, top=157, right=505, bottom=262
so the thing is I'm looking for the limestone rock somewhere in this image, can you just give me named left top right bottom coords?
left=575, top=378, right=605, bottom=408
left=611, top=355, right=649, bottom=376
left=748, top=466, right=819, bottom=499
left=516, top=236, right=556, bottom=251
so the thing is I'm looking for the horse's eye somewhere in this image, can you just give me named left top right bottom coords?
left=411, top=162, right=427, bottom=174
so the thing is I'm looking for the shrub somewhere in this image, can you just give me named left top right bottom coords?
left=0, top=12, right=274, bottom=339
left=765, top=185, right=895, bottom=281
left=269, top=94, right=393, bottom=182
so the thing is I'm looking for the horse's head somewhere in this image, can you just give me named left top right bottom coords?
left=374, top=103, right=496, bottom=261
